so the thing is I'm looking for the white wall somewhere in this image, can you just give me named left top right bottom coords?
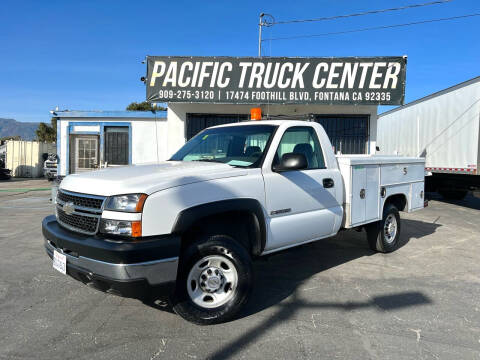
left=167, top=103, right=378, bottom=157
left=131, top=118, right=168, bottom=164
left=57, top=117, right=167, bottom=176
left=58, top=119, right=69, bottom=175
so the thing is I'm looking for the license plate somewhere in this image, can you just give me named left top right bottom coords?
left=53, top=250, right=67, bottom=275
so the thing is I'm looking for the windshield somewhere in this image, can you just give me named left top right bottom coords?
left=170, top=125, right=277, bottom=167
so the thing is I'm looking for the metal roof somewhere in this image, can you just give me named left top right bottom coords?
left=379, top=76, right=480, bottom=117
left=50, top=110, right=167, bottom=119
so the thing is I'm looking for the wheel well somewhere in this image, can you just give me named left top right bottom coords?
left=385, top=193, right=407, bottom=212
left=180, top=211, right=262, bottom=256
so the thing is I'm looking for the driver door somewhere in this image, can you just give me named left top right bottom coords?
left=262, top=126, right=341, bottom=252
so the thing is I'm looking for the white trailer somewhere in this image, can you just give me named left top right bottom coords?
left=377, top=76, right=480, bottom=199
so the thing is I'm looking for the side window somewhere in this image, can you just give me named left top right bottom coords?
left=274, top=126, right=326, bottom=169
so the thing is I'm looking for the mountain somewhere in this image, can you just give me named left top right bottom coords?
left=0, top=118, right=39, bottom=140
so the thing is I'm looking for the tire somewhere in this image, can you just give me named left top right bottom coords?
left=172, top=235, right=253, bottom=325
left=439, top=189, right=467, bottom=200
left=366, top=204, right=401, bottom=253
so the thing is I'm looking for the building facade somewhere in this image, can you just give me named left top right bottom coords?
left=55, top=111, right=166, bottom=176
left=54, top=104, right=378, bottom=176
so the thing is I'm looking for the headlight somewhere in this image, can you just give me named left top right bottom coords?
left=104, top=194, right=147, bottom=212
left=100, top=219, right=142, bottom=237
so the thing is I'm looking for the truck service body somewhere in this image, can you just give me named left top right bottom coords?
left=43, top=119, right=425, bottom=324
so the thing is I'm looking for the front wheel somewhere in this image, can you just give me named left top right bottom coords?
left=172, top=235, right=253, bottom=325
left=366, top=204, right=401, bottom=253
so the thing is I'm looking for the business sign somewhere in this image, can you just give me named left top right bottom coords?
left=146, top=56, right=406, bottom=105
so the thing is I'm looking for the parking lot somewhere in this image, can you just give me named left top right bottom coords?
left=0, top=185, right=479, bottom=360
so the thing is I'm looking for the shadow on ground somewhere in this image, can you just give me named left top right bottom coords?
left=426, top=191, right=480, bottom=211
left=208, top=290, right=432, bottom=360
left=240, top=218, right=440, bottom=318
left=141, top=217, right=440, bottom=321
left=204, top=218, right=439, bottom=360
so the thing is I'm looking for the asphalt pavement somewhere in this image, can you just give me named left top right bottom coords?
left=0, top=188, right=479, bottom=359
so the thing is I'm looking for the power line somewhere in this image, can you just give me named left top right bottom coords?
left=271, top=0, right=453, bottom=25
left=262, top=13, right=480, bottom=41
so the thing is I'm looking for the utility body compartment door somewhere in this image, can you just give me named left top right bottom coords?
left=350, top=165, right=366, bottom=225
left=350, top=164, right=380, bottom=225
left=409, top=181, right=425, bottom=211
left=365, top=165, right=380, bottom=221
left=380, top=163, right=424, bottom=185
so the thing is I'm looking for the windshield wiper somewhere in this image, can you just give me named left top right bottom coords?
left=192, top=159, right=224, bottom=163
left=191, top=159, right=250, bottom=168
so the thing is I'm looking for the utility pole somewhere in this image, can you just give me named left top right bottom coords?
left=258, top=13, right=274, bottom=57
left=258, top=13, right=264, bottom=57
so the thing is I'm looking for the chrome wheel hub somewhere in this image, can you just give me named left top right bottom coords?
left=200, top=267, right=224, bottom=293
left=187, top=253, right=238, bottom=309
left=384, top=214, right=397, bottom=244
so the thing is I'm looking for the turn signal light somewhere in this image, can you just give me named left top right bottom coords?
left=131, top=221, right=142, bottom=238
left=135, top=194, right=148, bottom=212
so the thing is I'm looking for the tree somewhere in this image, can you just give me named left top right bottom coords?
left=51, top=117, right=57, bottom=134
left=35, top=118, right=57, bottom=142
left=0, top=135, right=21, bottom=142
left=126, top=101, right=167, bottom=111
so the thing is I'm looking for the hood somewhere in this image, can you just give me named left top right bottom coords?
left=60, top=161, right=248, bottom=196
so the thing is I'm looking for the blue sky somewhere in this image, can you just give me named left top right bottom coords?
left=0, top=0, right=479, bottom=123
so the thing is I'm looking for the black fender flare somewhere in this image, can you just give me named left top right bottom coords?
left=383, top=192, right=408, bottom=212
left=172, top=199, right=266, bottom=255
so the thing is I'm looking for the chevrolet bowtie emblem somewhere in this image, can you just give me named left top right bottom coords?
left=63, top=202, right=75, bottom=215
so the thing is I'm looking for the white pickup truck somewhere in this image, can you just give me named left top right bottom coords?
left=43, top=120, right=426, bottom=324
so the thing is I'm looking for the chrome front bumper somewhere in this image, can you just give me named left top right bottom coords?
left=44, top=239, right=179, bottom=286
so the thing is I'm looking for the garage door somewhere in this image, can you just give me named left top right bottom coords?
left=314, top=115, right=369, bottom=154
left=186, top=114, right=249, bottom=140
left=186, top=113, right=369, bottom=154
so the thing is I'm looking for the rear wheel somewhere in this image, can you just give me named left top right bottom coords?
left=366, top=204, right=401, bottom=253
left=172, top=235, right=252, bottom=325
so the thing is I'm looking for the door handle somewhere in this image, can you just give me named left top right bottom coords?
left=323, top=178, right=334, bottom=188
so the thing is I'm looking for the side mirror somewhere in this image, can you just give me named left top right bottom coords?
left=273, top=153, right=308, bottom=172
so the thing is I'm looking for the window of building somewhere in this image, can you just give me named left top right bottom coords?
left=104, top=127, right=129, bottom=165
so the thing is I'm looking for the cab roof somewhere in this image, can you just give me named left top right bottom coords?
left=210, top=119, right=314, bottom=128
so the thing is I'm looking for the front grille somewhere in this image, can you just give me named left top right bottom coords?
left=57, top=207, right=99, bottom=234
left=57, top=190, right=104, bottom=210
left=56, top=190, right=105, bottom=235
